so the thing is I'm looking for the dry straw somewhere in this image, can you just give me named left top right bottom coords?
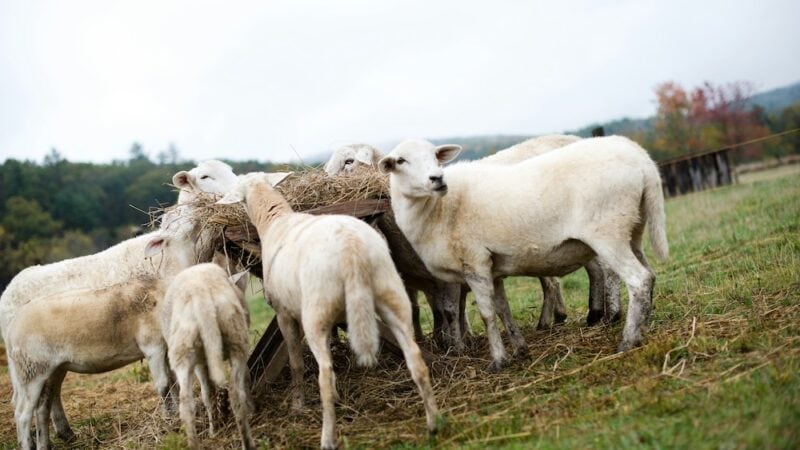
left=149, top=167, right=390, bottom=265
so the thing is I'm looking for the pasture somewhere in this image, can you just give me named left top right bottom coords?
left=0, top=165, right=798, bottom=449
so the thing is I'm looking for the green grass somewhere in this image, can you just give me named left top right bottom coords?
left=414, top=166, right=800, bottom=449
left=235, top=166, right=799, bottom=449
left=2, top=166, right=796, bottom=449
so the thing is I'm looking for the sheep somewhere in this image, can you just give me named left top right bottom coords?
left=218, top=172, right=440, bottom=450
left=0, top=204, right=215, bottom=444
left=4, top=229, right=204, bottom=450
left=323, top=143, right=383, bottom=175
left=161, top=264, right=255, bottom=450
left=483, top=134, right=623, bottom=328
left=324, top=136, right=614, bottom=350
left=379, top=136, right=668, bottom=371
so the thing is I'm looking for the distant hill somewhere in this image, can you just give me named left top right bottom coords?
left=431, top=80, right=800, bottom=160
left=748, top=81, right=800, bottom=113
left=308, top=80, right=800, bottom=164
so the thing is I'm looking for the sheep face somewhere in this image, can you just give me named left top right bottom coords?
left=324, top=144, right=381, bottom=176
left=380, top=139, right=461, bottom=198
left=173, top=160, right=239, bottom=203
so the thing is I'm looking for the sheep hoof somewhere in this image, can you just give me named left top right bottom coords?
left=616, top=341, right=635, bottom=353
left=586, top=309, right=605, bottom=326
left=56, top=428, right=76, bottom=443
left=512, top=345, right=530, bottom=360
left=486, top=359, right=508, bottom=373
left=604, top=311, right=622, bottom=324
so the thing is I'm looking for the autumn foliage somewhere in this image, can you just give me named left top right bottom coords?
left=649, top=81, right=770, bottom=160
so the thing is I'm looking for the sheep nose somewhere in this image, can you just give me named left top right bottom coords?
left=429, top=175, right=443, bottom=184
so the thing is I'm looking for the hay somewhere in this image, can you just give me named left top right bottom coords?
left=149, top=167, right=391, bottom=272
left=276, top=166, right=389, bottom=212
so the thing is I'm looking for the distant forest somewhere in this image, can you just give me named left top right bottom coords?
left=1, top=80, right=799, bottom=288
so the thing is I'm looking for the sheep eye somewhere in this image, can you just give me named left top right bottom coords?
left=397, top=158, right=406, bottom=165
left=200, top=175, right=212, bottom=180
left=344, top=159, right=354, bottom=165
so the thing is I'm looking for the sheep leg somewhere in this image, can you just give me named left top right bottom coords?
left=536, top=277, right=567, bottom=330
left=46, top=368, right=75, bottom=442
left=175, top=363, right=200, bottom=450
left=276, top=312, right=306, bottom=410
left=585, top=259, right=607, bottom=326
left=433, top=286, right=465, bottom=352
left=13, top=372, right=48, bottom=450
left=194, top=364, right=216, bottom=437
left=603, top=270, right=622, bottom=324
left=376, top=293, right=440, bottom=434
left=143, top=343, right=175, bottom=417
left=458, top=284, right=471, bottom=338
left=464, top=274, right=508, bottom=372
left=591, top=242, right=655, bottom=352
left=303, top=320, right=338, bottom=450
left=230, top=353, right=256, bottom=450
left=35, top=377, right=54, bottom=450
left=406, top=287, right=425, bottom=342
left=493, top=279, right=527, bottom=357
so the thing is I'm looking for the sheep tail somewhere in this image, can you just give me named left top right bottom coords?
left=194, top=297, right=228, bottom=386
left=644, top=165, right=670, bottom=260
left=343, top=243, right=380, bottom=367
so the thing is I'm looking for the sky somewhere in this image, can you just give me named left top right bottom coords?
left=1, top=0, right=798, bottom=165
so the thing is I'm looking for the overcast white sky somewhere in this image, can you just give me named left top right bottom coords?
left=1, top=0, right=798, bottom=164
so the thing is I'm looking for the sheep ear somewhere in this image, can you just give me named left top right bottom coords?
left=229, top=270, right=249, bottom=291
left=266, top=172, right=292, bottom=187
left=145, top=236, right=166, bottom=258
left=216, top=190, right=243, bottom=205
left=355, top=148, right=374, bottom=165
left=378, top=156, right=396, bottom=173
left=434, top=145, right=462, bottom=164
left=172, top=171, right=197, bottom=189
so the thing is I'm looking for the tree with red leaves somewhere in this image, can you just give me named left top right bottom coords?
left=652, top=80, right=770, bottom=160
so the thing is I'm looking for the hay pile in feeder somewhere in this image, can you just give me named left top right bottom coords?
left=154, top=167, right=391, bottom=274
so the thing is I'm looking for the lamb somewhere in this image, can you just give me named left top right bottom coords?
left=323, top=143, right=383, bottom=175
left=161, top=264, right=255, bottom=450
left=379, top=136, right=668, bottom=370
left=218, top=172, right=439, bottom=450
left=4, top=230, right=202, bottom=449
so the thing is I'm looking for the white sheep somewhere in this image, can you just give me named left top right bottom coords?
left=173, top=159, right=241, bottom=204
left=483, top=134, right=623, bottom=328
left=323, top=143, right=383, bottom=175
left=4, top=229, right=203, bottom=449
left=218, top=172, right=440, bottom=450
left=0, top=161, right=246, bottom=444
left=379, top=136, right=668, bottom=370
left=161, top=264, right=255, bottom=450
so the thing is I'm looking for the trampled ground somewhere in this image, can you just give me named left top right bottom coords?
left=1, top=165, right=798, bottom=449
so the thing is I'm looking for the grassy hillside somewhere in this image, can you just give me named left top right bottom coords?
left=0, top=166, right=797, bottom=449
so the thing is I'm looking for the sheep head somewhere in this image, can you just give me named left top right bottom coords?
left=324, top=143, right=382, bottom=176
left=379, top=139, right=461, bottom=198
left=173, top=160, right=239, bottom=204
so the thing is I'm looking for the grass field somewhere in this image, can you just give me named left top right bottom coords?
left=0, top=165, right=798, bottom=449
